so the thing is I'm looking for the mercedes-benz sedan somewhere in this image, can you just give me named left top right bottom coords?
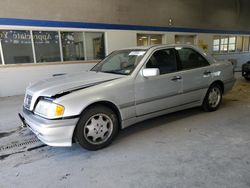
left=19, top=44, right=235, bottom=150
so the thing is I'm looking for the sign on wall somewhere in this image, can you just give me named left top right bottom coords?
left=0, top=30, right=59, bottom=44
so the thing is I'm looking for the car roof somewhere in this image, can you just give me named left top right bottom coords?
left=118, top=44, right=215, bottom=64
left=120, top=44, right=200, bottom=51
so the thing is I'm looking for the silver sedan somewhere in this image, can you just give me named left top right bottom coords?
left=19, top=44, right=235, bottom=150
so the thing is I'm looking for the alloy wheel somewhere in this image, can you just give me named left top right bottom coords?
left=83, top=114, right=113, bottom=145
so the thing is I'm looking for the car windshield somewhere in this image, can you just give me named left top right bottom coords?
left=91, top=50, right=146, bottom=75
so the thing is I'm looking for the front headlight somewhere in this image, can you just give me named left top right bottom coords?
left=34, top=99, right=65, bottom=119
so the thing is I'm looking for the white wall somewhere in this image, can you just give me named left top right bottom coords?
left=106, top=30, right=137, bottom=53
left=196, top=33, right=214, bottom=53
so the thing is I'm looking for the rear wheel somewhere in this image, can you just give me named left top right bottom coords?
left=202, top=84, right=222, bottom=112
left=75, top=105, right=118, bottom=150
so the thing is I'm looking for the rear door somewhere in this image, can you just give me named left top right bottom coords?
left=175, top=47, right=213, bottom=104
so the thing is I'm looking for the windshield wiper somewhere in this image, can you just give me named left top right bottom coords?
left=102, top=70, right=127, bottom=75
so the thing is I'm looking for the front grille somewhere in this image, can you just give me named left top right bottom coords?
left=24, top=94, right=32, bottom=110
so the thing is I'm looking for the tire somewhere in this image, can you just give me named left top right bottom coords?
left=75, top=105, right=119, bottom=151
left=202, top=83, right=222, bottom=112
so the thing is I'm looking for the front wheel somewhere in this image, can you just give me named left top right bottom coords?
left=75, top=105, right=118, bottom=150
left=202, top=84, right=222, bottom=112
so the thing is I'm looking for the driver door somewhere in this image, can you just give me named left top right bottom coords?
left=135, top=48, right=183, bottom=116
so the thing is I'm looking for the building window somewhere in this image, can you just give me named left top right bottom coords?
left=85, top=32, right=105, bottom=60
left=243, top=36, right=250, bottom=52
left=61, top=32, right=85, bottom=61
left=228, top=37, right=236, bottom=52
left=220, top=36, right=228, bottom=52
left=213, top=36, right=220, bottom=52
left=0, top=30, right=33, bottom=64
left=33, top=31, right=61, bottom=62
left=0, top=30, right=106, bottom=65
left=175, top=35, right=196, bottom=45
left=137, top=34, right=162, bottom=46
left=213, top=36, right=236, bottom=53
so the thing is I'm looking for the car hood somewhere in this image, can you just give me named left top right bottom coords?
left=26, top=71, right=124, bottom=98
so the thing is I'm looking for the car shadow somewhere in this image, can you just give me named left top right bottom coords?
left=42, top=107, right=205, bottom=157
left=113, top=107, right=202, bottom=145
left=113, top=96, right=236, bottom=146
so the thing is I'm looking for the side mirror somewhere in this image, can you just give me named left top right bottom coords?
left=142, top=68, right=160, bottom=77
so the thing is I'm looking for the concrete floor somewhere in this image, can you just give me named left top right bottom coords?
left=0, top=73, right=250, bottom=188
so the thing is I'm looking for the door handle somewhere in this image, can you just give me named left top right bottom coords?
left=171, top=76, right=182, bottom=81
left=203, top=70, right=211, bottom=76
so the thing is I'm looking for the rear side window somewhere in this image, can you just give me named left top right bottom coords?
left=146, top=48, right=177, bottom=75
left=176, top=47, right=209, bottom=70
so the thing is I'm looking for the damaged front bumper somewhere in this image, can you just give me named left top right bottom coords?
left=19, top=107, right=79, bottom=147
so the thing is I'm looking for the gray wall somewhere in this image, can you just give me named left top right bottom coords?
left=0, top=0, right=250, bottom=31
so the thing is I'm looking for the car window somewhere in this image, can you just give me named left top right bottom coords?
left=176, top=47, right=209, bottom=70
left=146, top=48, right=177, bottom=75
